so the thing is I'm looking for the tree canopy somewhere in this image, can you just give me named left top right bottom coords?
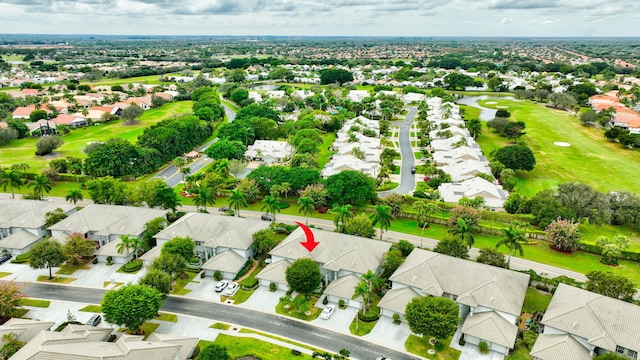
left=102, top=284, right=163, bottom=333
left=161, top=236, right=195, bottom=260
left=319, top=69, right=353, bottom=85
left=325, top=170, right=376, bottom=205
left=493, top=144, right=536, bottom=171
left=585, top=271, right=636, bottom=302
left=405, top=296, right=459, bottom=339
left=285, top=258, right=322, bottom=296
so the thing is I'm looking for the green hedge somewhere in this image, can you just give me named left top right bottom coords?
left=123, top=260, right=142, bottom=272
left=233, top=259, right=253, bottom=280
left=357, top=311, right=380, bottom=322
left=243, top=277, right=259, bottom=289
left=11, top=253, right=30, bottom=264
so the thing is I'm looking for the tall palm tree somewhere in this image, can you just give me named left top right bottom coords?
left=297, top=197, right=315, bottom=226
left=65, top=188, right=83, bottom=205
left=466, top=118, right=483, bottom=139
left=261, top=195, right=281, bottom=221
left=331, top=204, right=353, bottom=233
left=180, top=167, right=191, bottom=184
left=353, top=280, right=369, bottom=315
left=228, top=189, right=248, bottom=217
left=447, top=217, right=477, bottom=248
left=370, top=205, right=393, bottom=241
left=116, top=235, right=134, bottom=259
left=29, top=175, right=53, bottom=200
left=495, top=225, right=525, bottom=268
left=128, top=236, right=144, bottom=260
left=193, top=186, right=215, bottom=212
left=0, top=170, right=24, bottom=199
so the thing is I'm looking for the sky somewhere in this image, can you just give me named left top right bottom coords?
left=0, top=0, right=638, bottom=37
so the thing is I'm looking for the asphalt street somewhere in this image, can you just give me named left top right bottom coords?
left=391, top=106, right=417, bottom=195
left=22, top=283, right=419, bottom=360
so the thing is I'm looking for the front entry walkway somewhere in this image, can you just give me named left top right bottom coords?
left=459, top=343, right=505, bottom=360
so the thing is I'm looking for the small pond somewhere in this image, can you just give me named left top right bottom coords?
left=455, top=95, right=516, bottom=121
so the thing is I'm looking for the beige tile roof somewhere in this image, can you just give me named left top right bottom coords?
left=201, top=250, right=247, bottom=273
left=145, top=333, right=199, bottom=360
left=460, top=311, right=518, bottom=348
left=389, top=249, right=529, bottom=316
left=0, top=199, right=76, bottom=230
left=377, top=287, right=421, bottom=315
left=530, top=334, right=592, bottom=360
left=323, top=274, right=363, bottom=301
left=256, top=259, right=291, bottom=285
left=269, top=228, right=391, bottom=276
left=155, top=213, right=269, bottom=251
left=0, top=318, right=54, bottom=343
left=541, top=283, right=640, bottom=354
left=0, top=229, right=40, bottom=250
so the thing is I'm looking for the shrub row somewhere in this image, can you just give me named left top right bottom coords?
left=11, top=253, right=30, bottom=264
left=233, top=259, right=253, bottom=280
left=357, top=311, right=380, bottom=322
left=123, top=260, right=142, bottom=273
left=243, top=277, right=259, bottom=290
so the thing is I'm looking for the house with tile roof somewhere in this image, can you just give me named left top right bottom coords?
left=531, top=283, right=640, bottom=360
left=432, top=146, right=486, bottom=166
left=244, top=140, right=295, bottom=164
left=0, top=318, right=55, bottom=344
left=153, top=213, right=270, bottom=278
left=0, top=199, right=76, bottom=255
left=438, top=160, right=492, bottom=182
left=11, top=105, right=53, bottom=120
left=50, top=114, right=88, bottom=127
left=320, top=154, right=381, bottom=178
left=379, top=248, right=529, bottom=355
left=438, top=177, right=509, bottom=211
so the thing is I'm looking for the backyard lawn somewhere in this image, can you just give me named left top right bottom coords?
left=475, top=99, right=640, bottom=196
left=0, top=100, right=193, bottom=172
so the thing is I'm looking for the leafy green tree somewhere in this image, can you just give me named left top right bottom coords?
left=394, top=239, right=415, bottom=257
left=381, top=249, right=404, bottom=278
left=142, top=217, right=167, bottom=249
left=495, top=225, right=526, bottom=267
left=204, top=139, right=246, bottom=160
left=595, top=235, right=630, bottom=264
left=29, top=238, right=67, bottom=279
left=28, top=174, right=53, bottom=200
left=150, top=253, right=186, bottom=279
left=161, top=236, right=195, bottom=260
left=261, top=195, right=281, bottom=221
left=63, top=233, right=95, bottom=266
left=252, top=228, right=278, bottom=256
left=29, top=109, right=48, bottom=122
left=370, top=205, right=393, bottom=241
left=85, top=177, right=130, bottom=205
left=405, top=296, right=459, bottom=339
left=44, top=207, right=68, bottom=227
left=343, top=213, right=376, bottom=238
left=116, top=235, right=135, bottom=259
left=0, top=281, right=26, bottom=318
left=319, top=68, right=354, bottom=85
left=227, top=189, right=247, bottom=217
left=585, top=271, right=636, bottom=302
left=230, top=88, right=249, bottom=104
left=235, top=179, right=259, bottom=204
left=414, top=199, right=437, bottom=228
left=493, top=144, right=536, bottom=171
left=65, top=188, right=84, bottom=205
left=139, top=268, right=172, bottom=295
left=121, top=103, right=144, bottom=124
left=466, top=118, right=483, bottom=139
left=353, top=280, right=369, bottom=315
left=297, top=196, right=315, bottom=226
left=325, top=170, right=376, bottom=205
left=1, top=333, right=25, bottom=360
left=476, top=247, right=508, bottom=268
left=193, top=186, right=215, bottom=212
left=285, top=258, right=322, bottom=296
left=0, top=170, right=24, bottom=199
left=433, top=237, right=470, bottom=259
left=35, top=136, right=63, bottom=156
left=443, top=72, right=474, bottom=90
left=197, top=344, right=231, bottom=360
left=102, top=284, right=163, bottom=334
left=447, top=217, right=477, bottom=248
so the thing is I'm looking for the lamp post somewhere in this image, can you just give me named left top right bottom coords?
left=421, top=221, right=429, bottom=249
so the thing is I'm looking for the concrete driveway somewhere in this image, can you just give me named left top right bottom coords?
left=310, top=303, right=358, bottom=333
left=183, top=274, right=224, bottom=303
left=240, top=286, right=284, bottom=313
left=363, top=316, right=412, bottom=353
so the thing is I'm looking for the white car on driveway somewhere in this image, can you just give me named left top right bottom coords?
left=214, top=280, right=229, bottom=292
left=320, top=304, right=336, bottom=319
left=225, top=282, right=239, bottom=296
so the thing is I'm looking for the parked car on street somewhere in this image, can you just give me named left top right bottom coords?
left=320, top=304, right=336, bottom=320
left=218, top=206, right=231, bottom=212
left=86, top=314, right=102, bottom=326
left=225, top=282, right=239, bottom=296
left=214, top=280, right=229, bottom=292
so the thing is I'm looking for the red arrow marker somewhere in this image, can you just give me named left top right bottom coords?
left=296, top=221, right=319, bottom=252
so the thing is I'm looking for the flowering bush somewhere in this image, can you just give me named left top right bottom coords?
left=448, top=206, right=480, bottom=227
left=546, top=217, right=582, bottom=253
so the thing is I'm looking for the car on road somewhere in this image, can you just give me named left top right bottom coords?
left=375, top=357, right=393, bottom=360
left=320, top=304, right=335, bottom=320
left=214, top=280, right=229, bottom=292
left=0, top=253, right=12, bottom=265
left=225, top=282, right=239, bottom=296
left=86, top=314, right=102, bottom=326
left=218, top=206, right=231, bottom=212
left=261, top=213, right=274, bottom=221
left=411, top=166, right=417, bottom=174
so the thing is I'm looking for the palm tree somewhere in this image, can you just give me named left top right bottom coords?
left=261, top=195, right=281, bottom=221
left=29, top=175, right=53, bottom=200
left=116, top=235, right=134, bottom=259
left=331, top=204, right=354, bottom=232
left=466, top=118, right=483, bottom=139
left=370, top=205, right=393, bottom=241
left=447, top=217, right=477, bottom=248
left=128, top=236, right=144, bottom=260
left=180, top=166, right=191, bottom=184
left=11, top=163, right=30, bottom=179
left=297, top=197, right=315, bottom=226
left=353, top=280, right=369, bottom=315
left=228, top=189, right=248, bottom=217
left=495, top=225, right=526, bottom=268
left=65, top=188, right=83, bottom=205
left=0, top=170, right=24, bottom=199
left=193, top=186, right=215, bottom=212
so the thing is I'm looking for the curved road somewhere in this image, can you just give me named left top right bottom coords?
left=23, top=283, right=419, bottom=360
left=391, top=106, right=417, bottom=195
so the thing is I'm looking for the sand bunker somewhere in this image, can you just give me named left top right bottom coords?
left=485, top=101, right=498, bottom=105
left=554, top=142, right=571, bottom=147
left=496, top=105, right=509, bottom=108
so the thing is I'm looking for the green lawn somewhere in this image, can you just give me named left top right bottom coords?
left=212, top=335, right=314, bottom=360
left=83, top=73, right=183, bottom=86
left=476, top=98, right=640, bottom=196
left=154, top=312, right=178, bottom=322
left=405, top=335, right=461, bottom=360
left=171, top=270, right=198, bottom=295
left=0, top=272, right=11, bottom=278
left=276, top=295, right=322, bottom=321
left=79, top=305, right=102, bottom=313
left=349, top=316, right=377, bottom=336
left=317, top=132, right=337, bottom=169
left=20, top=298, right=50, bottom=308
left=522, top=288, right=553, bottom=314
left=56, top=262, right=90, bottom=275
left=209, top=322, right=231, bottom=330
left=459, top=104, right=481, bottom=121
left=506, top=343, right=533, bottom=360
left=0, top=101, right=193, bottom=172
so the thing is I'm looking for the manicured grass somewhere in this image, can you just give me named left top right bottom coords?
left=103, top=281, right=124, bottom=288
left=119, top=322, right=160, bottom=340
left=154, top=312, right=178, bottom=322
left=275, top=295, right=322, bottom=321
left=13, top=308, right=29, bottom=318
left=459, top=104, right=481, bottom=121
left=56, top=263, right=90, bottom=275
left=219, top=98, right=239, bottom=112
left=238, top=328, right=317, bottom=352
left=20, top=298, right=50, bottom=308
left=37, top=275, right=76, bottom=284
left=405, top=335, right=461, bottom=360
left=116, top=259, right=143, bottom=274
left=522, top=288, right=553, bottom=314
left=476, top=98, right=640, bottom=196
left=317, top=132, right=337, bottom=169
left=214, top=334, right=314, bottom=360
left=0, top=101, right=193, bottom=172
left=506, top=343, right=533, bottom=360
left=414, top=151, right=424, bottom=159
left=210, top=322, right=231, bottom=330
left=170, top=270, right=198, bottom=295
left=377, top=182, right=399, bottom=191
left=0, top=272, right=10, bottom=278
left=579, top=223, right=640, bottom=251
left=349, top=315, right=377, bottom=336
left=79, top=305, right=102, bottom=313
left=85, top=73, right=183, bottom=86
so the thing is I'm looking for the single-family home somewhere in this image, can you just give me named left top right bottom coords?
left=48, top=204, right=168, bottom=248
left=0, top=318, right=55, bottom=344
left=321, top=154, right=381, bottom=178
left=292, top=89, right=314, bottom=100
left=50, top=114, right=88, bottom=128
left=430, top=135, right=474, bottom=152
left=257, top=227, right=391, bottom=308
left=27, top=120, right=57, bottom=136
left=379, top=248, right=529, bottom=355
left=333, top=132, right=381, bottom=151
left=248, top=91, right=263, bottom=102
left=265, top=90, right=286, bottom=99
left=153, top=213, right=270, bottom=279
left=347, top=90, right=370, bottom=103
left=438, top=177, right=508, bottom=211
left=244, top=140, right=295, bottom=164
left=335, top=142, right=382, bottom=163
left=0, top=199, right=76, bottom=255
left=432, top=147, right=485, bottom=166
left=403, top=92, right=427, bottom=103
left=530, top=283, right=640, bottom=360
left=429, top=125, right=471, bottom=140
left=11, top=105, right=53, bottom=120
left=438, top=161, right=492, bottom=182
